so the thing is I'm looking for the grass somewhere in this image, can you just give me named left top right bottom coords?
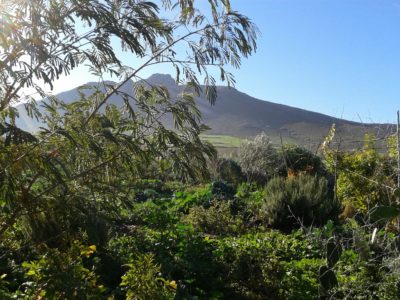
left=201, top=134, right=243, bottom=149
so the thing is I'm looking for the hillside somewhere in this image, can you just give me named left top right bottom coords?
left=15, top=74, right=395, bottom=149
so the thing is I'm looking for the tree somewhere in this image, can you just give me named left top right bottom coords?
left=0, top=0, right=257, bottom=108
left=0, top=0, right=258, bottom=249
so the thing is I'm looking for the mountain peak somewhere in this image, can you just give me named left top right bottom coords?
left=146, top=73, right=176, bottom=87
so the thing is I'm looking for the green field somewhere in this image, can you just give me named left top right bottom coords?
left=201, top=134, right=294, bottom=149
left=200, top=134, right=244, bottom=149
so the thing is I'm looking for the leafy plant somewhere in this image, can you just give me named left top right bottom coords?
left=184, top=201, right=244, bottom=236
left=17, top=242, right=104, bottom=299
left=329, top=136, right=396, bottom=213
left=263, top=175, right=339, bottom=230
left=279, top=145, right=329, bottom=178
left=120, top=253, right=175, bottom=300
left=215, top=158, right=245, bottom=186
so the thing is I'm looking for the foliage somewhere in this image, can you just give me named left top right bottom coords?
left=210, top=180, right=236, bottom=199
left=211, top=230, right=324, bottom=299
left=0, top=0, right=258, bottom=108
left=281, top=258, right=322, bottom=300
left=171, top=185, right=214, bottom=212
left=215, top=158, right=245, bottom=186
left=2, top=1, right=400, bottom=298
left=184, top=201, right=244, bottom=236
left=335, top=140, right=396, bottom=213
left=238, top=132, right=282, bottom=184
left=0, top=0, right=258, bottom=258
left=235, top=182, right=264, bottom=203
left=17, top=242, right=104, bottom=299
left=120, top=253, right=176, bottom=300
left=263, top=175, right=339, bottom=230
left=279, top=145, right=328, bottom=178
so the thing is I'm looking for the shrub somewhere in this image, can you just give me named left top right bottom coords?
left=120, top=253, right=176, bottom=300
left=332, top=220, right=400, bottom=299
left=17, top=242, right=104, bottom=299
left=184, top=201, right=244, bottom=236
left=127, top=200, right=178, bottom=229
left=335, top=146, right=396, bottom=213
left=278, top=145, right=328, bottom=178
left=172, top=185, right=213, bottom=212
left=233, top=182, right=265, bottom=226
left=211, top=230, right=324, bottom=299
left=263, top=175, right=339, bottom=230
left=210, top=180, right=236, bottom=200
left=215, top=158, right=244, bottom=186
left=132, top=179, right=172, bottom=202
left=238, top=133, right=282, bottom=184
left=172, top=182, right=235, bottom=213
left=280, top=258, right=322, bottom=300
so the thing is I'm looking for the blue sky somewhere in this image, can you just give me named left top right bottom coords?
left=50, top=0, right=400, bottom=123
left=229, top=0, right=400, bottom=123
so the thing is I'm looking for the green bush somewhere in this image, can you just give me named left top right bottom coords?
left=184, top=201, right=244, bottom=236
left=211, top=230, right=324, bottom=299
left=120, top=253, right=176, bottom=300
left=263, top=175, right=339, bottom=230
left=132, top=179, right=172, bottom=202
left=215, top=158, right=244, bottom=186
left=171, top=185, right=214, bottom=212
left=335, top=146, right=396, bottom=213
left=127, top=200, right=178, bottom=229
left=17, top=242, right=104, bottom=299
left=172, top=182, right=235, bottom=213
left=331, top=220, right=400, bottom=299
left=210, top=180, right=236, bottom=200
left=280, top=258, right=322, bottom=300
left=231, top=183, right=265, bottom=227
left=278, top=145, right=328, bottom=178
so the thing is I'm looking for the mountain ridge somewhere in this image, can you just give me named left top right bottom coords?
left=15, top=73, right=395, bottom=148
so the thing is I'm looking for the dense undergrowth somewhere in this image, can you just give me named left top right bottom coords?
left=1, top=134, right=400, bottom=299
left=1, top=0, right=400, bottom=298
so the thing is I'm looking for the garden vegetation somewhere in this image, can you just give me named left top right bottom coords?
left=1, top=0, right=400, bottom=299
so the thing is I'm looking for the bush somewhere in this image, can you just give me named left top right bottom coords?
left=279, top=145, right=328, bottom=178
left=184, top=201, right=244, bottom=236
left=335, top=146, right=396, bottom=213
left=132, top=179, right=172, bottom=202
left=233, top=183, right=265, bottom=226
left=215, top=158, right=244, bottom=186
left=263, top=175, right=339, bottom=230
left=127, top=200, right=178, bottom=229
left=211, top=230, right=324, bottom=299
left=210, top=180, right=236, bottom=200
left=172, top=185, right=213, bottom=212
left=238, top=133, right=282, bottom=184
left=280, top=258, right=322, bottom=300
left=120, top=253, right=176, bottom=300
left=17, top=242, right=104, bottom=299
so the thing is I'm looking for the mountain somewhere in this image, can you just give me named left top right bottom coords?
left=15, top=73, right=395, bottom=149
